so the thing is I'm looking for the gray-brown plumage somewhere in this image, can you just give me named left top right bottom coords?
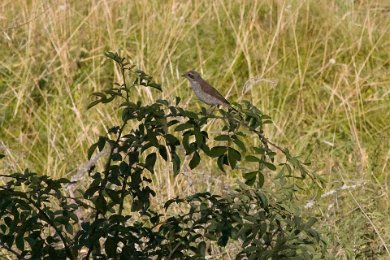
left=182, top=70, right=232, bottom=108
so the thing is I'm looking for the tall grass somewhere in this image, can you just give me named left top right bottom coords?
left=1, top=0, right=389, bottom=257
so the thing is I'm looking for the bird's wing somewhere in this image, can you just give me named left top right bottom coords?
left=201, top=80, right=230, bottom=105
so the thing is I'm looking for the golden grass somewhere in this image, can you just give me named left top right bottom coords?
left=1, top=0, right=389, bottom=257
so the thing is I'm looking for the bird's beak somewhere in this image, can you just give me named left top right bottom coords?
left=181, top=73, right=186, bottom=78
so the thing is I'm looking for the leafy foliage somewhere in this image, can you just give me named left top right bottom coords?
left=0, top=52, right=326, bottom=259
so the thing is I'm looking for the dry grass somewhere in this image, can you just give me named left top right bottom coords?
left=1, top=0, right=389, bottom=258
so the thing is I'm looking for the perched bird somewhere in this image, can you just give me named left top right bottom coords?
left=182, top=70, right=234, bottom=109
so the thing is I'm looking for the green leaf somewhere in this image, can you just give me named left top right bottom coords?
left=232, top=136, right=246, bottom=152
left=217, top=155, right=227, bottom=172
left=243, top=171, right=257, bottom=180
left=128, top=151, right=139, bottom=166
left=257, top=192, right=268, bottom=208
left=158, top=145, right=168, bottom=161
left=112, top=153, right=122, bottom=161
left=119, top=162, right=130, bottom=175
left=258, top=172, right=264, bottom=187
left=106, top=188, right=121, bottom=204
left=253, top=147, right=266, bottom=155
left=243, top=171, right=257, bottom=186
left=182, top=131, right=195, bottom=155
left=214, top=135, right=230, bottom=141
left=175, top=122, right=193, bottom=132
left=194, top=127, right=205, bottom=147
left=299, top=164, right=308, bottom=178
left=156, top=99, right=169, bottom=106
left=105, top=236, right=117, bottom=258
left=197, top=241, right=206, bottom=257
left=165, top=134, right=180, bottom=146
left=87, top=143, right=98, bottom=159
left=147, top=82, right=162, bottom=91
left=182, top=110, right=198, bottom=119
left=217, top=231, right=229, bottom=247
left=132, top=198, right=144, bottom=212
left=172, top=153, right=181, bottom=175
left=262, top=160, right=276, bottom=171
left=167, top=119, right=179, bottom=127
left=105, top=51, right=122, bottom=63
left=15, top=234, right=24, bottom=251
left=205, top=233, right=217, bottom=240
left=0, top=224, right=6, bottom=233
left=96, top=195, right=107, bottom=214
left=245, top=155, right=260, bottom=163
left=65, top=223, right=73, bottom=235
left=87, top=100, right=102, bottom=110
left=97, top=136, right=106, bottom=151
left=227, top=147, right=241, bottom=169
left=164, top=198, right=177, bottom=209
left=209, top=146, right=227, bottom=158
left=84, top=180, right=101, bottom=198
left=4, top=217, right=12, bottom=228
left=145, top=153, right=157, bottom=173
left=189, top=152, right=200, bottom=169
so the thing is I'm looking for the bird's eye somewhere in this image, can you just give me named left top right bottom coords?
left=188, top=73, right=194, bottom=79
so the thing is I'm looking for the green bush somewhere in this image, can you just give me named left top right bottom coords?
left=0, top=52, right=326, bottom=259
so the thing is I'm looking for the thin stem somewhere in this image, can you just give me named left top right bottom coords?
left=120, top=64, right=129, bottom=102
left=111, top=173, right=130, bottom=259
left=85, top=60, right=133, bottom=259
left=85, top=121, right=127, bottom=259
left=118, top=175, right=129, bottom=216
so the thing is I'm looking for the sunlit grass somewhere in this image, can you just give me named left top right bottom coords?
left=1, top=0, right=389, bottom=257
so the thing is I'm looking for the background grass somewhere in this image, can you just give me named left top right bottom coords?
left=1, top=0, right=389, bottom=258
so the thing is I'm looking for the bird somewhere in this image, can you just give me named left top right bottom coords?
left=182, top=70, right=234, bottom=110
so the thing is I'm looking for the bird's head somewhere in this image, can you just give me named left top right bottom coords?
left=182, top=70, right=202, bottom=83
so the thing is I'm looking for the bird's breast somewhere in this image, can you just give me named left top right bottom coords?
left=190, top=82, right=203, bottom=97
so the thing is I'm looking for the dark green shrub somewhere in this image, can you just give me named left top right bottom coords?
left=0, top=52, right=325, bottom=259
